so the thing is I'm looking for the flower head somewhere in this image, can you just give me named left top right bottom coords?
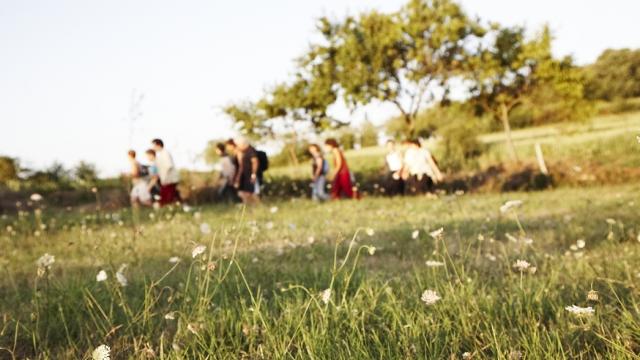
left=421, top=289, right=441, bottom=305
left=191, top=244, right=206, bottom=258
left=270, top=206, right=279, bottom=214
left=92, top=344, right=111, bottom=360
left=115, top=264, right=128, bottom=287
left=368, top=246, right=376, bottom=256
left=365, top=228, right=375, bottom=236
left=30, top=193, right=43, bottom=202
left=411, top=230, right=420, bottom=239
left=425, top=260, right=445, bottom=267
left=587, top=290, right=599, bottom=301
left=96, top=270, right=108, bottom=282
left=565, top=305, right=595, bottom=316
left=429, top=228, right=444, bottom=239
left=200, top=223, right=211, bottom=235
left=320, top=288, right=331, bottom=305
left=168, top=256, right=181, bottom=263
left=36, top=253, right=55, bottom=269
left=576, top=239, right=586, bottom=249
left=512, top=259, right=531, bottom=272
left=500, top=200, right=523, bottom=214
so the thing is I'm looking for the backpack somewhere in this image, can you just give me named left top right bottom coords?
left=138, top=164, right=150, bottom=177
left=256, top=150, right=269, bottom=173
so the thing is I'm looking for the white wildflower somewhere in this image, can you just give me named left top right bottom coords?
left=191, top=244, right=206, bottom=258
left=365, top=228, right=375, bottom=236
left=115, top=264, right=128, bottom=287
left=569, top=244, right=578, bottom=251
left=505, top=233, right=518, bottom=242
left=168, top=256, right=181, bottom=264
left=96, top=270, right=108, bottom=282
left=411, top=230, right=420, bottom=239
left=425, top=260, right=445, bottom=267
left=182, top=205, right=192, bottom=213
left=512, top=259, right=531, bottom=272
left=429, top=227, right=444, bottom=239
left=368, top=246, right=376, bottom=255
left=420, top=289, right=441, bottom=306
left=36, top=253, right=55, bottom=269
left=30, top=193, right=43, bottom=202
left=587, top=290, right=599, bottom=301
left=199, top=223, right=211, bottom=235
left=605, top=218, right=616, bottom=225
left=270, top=206, right=279, bottom=214
left=164, top=312, right=176, bottom=320
left=500, top=200, right=522, bottom=213
left=265, top=221, right=274, bottom=230
left=576, top=239, right=586, bottom=249
left=462, top=352, right=472, bottom=359
left=320, top=288, right=331, bottom=305
left=92, top=344, right=111, bottom=360
left=565, top=305, right=595, bottom=316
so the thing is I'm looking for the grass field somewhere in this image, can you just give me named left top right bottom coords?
left=269, top=111, right=640, bottom=179
left=2, top=183, right=640, bottom=358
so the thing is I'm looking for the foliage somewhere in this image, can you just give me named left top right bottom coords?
left=583, top=48, right=640, bottom=100
left=0, top=156, right=19, bottom=185
left=73, top=161, right=98, bottom=187
left=467, top=26, right=590, bottom=160
left=359, top=120, right=379, bottom=148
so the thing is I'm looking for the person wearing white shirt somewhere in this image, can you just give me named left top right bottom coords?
left=385, top=139, right=404, bottom=195
left=401, top=139, right=443, bottom=194
left=151, top=139, right=181, bottom=205
left=213, top=142, right=238, bottom=202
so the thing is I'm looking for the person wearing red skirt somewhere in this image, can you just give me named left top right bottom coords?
left=324, top=138, right=354, bottom=199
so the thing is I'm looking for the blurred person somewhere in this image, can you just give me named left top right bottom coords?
left=233, top=137, right=260, bottom=205
left=401, top=139, right=443, bottom=195
left=151, top=138, right=181, bottom=206
left=213, top=142, right=238, bottom=202
left=308, top=144, right=329, bottom=201
left=385, top=139, right=404, bottom=196
left=127, top=150, right=151, bottom=206
left=144, top=149, right=161, bottom=203
left=324, top=138, right=354, bottom=199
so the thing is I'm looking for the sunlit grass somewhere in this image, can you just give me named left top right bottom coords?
left=1, top=184, right=639, bottom=358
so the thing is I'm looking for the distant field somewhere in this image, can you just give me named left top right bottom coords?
left=269, top=111, right=640, bottom=180
left=1, top=184, right=639, bottom=358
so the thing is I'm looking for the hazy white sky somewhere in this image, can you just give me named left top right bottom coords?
left=1, top=0, right=638, bottom=176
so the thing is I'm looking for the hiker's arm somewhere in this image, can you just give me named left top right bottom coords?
left=250, top=156, right=259, bottom=183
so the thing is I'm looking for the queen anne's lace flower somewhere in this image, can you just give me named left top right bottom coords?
left=425, top=260, right=445, bottom=267
left=411, top=230, right=420, bottom=239
left=37, top=253, right=55, bottom=269
left=192, top=245, right=206, bottom=258
left=500, top=200, right=523, bottom=213
left=512, top=260, right=531, bottom=272
left=200, top=223, right=212, bottom=235
left=565, top=305, right=595, bottom=316
left=96, top=270, right=108, bottom=282
left=320, top=288, right=331, bottom=304
left=420, top=289, right=441, bottom=305
left=92, top=344, right=111, bottom=360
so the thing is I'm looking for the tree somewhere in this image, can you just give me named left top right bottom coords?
left=360, top=120, right=379, bottom=147
left=328, top=0, right=482, bottom=135
left=468, top=26, right=587, bottom=161
left=0, top=156, right=19, bottom=184
left=583, top=48, right=640, bottom=100
left=74, top=161, right=99, bottom=187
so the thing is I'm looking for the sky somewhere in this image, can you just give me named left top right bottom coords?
left=1, top=0, right=638, bottom=177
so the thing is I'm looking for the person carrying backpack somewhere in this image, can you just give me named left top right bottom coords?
left=308, top=144, right=329, bottom=201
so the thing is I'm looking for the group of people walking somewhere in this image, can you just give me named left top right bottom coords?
left=127, top=136, right=443, bottom=207
left=128, top=139, right=181, bottom=207
left=384, top=139, right=443, bottom=195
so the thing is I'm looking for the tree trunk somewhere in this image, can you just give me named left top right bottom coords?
left=287, top=144, right=299, bottom=166
left=500, top=103, right=519, bottom=162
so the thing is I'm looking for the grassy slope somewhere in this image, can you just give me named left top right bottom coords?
left=1, top=184, right=640, bottom=358
left=269, top=111, right=640, bottom=179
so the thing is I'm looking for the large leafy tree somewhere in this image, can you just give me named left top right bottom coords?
left=329, top=0, right=482, bottom=135
left=583, top=48, right=640, bottom=100
left=468, top=26, right=587, bottom=161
